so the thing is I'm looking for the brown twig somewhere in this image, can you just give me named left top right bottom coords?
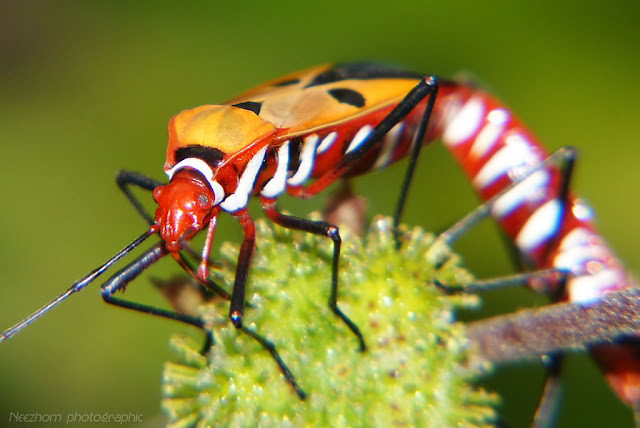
left=466, top=286, right=640, bottom=366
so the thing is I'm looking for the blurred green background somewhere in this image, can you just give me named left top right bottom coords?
left=1, top=1, right=638, bottom=426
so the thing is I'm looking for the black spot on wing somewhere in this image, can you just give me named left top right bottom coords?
left=175, top=145, right=225, bottom=166
left=306, top=62, right=423, bottom=87
left=272, top=78, right=300, bottom=87
left=328, top=88, right=366, bottom=108
left=232, top=101, right=262, bottom=115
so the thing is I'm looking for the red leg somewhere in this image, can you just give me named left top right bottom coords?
left=229, top=209, right=256, bottom=328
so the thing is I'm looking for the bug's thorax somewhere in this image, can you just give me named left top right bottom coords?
left=165, top=104, right=276, bottom=166
left=154, top=104, right=279, bottom=251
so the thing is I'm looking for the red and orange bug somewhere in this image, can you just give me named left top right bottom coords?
left=0, top=63, right=440, bottom=400
left=0, top=63, right=637, bottom=415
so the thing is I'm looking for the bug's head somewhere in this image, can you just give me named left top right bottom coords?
left=154, top=104, right=276, bottom=251
left=152, top=168, right=222, bottom=252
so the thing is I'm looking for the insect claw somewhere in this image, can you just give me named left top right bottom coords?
left=230, top=310, right=243, bottom=328
left=197, top=262, right=209, bottom=282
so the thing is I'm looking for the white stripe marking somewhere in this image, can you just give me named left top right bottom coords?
left=571, top=198, right=595, bottom=222
left=316, top=132, right=337, bottom=154
left=515, top=199, right=562, bottom=253
left=490, top=170, right=549, bottom=218
left=287, top=134, right=318, bottom=186
left=220, top=146, right=267, bottom=212
left=373, top=122, right=404, bottom=170
left=442, top=97, right=485, bottom=147
left=554, top=245, right=614, bottom=274
left=568, top=270, right=625, bottom=304
left=165, top=157, right=225, bottom=205
left=261, top=141, right=290, bottom=198
left=345, top=125, right=373, bottom=154
left=472, top=133, right=539, bottom=189
left=469, top=108, right=509, bottom=158
left=558, top=227, right=594, bottom=250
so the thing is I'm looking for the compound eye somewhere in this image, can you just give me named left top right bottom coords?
left=197, top=193, right=211, bottom=208
left=152, top=186, right=164, bottom=202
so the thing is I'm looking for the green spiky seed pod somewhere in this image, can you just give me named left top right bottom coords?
left=162, top=216, right=498, bottom=427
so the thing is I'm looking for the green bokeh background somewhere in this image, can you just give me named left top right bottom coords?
left=1, top=1, right=638, bottom=426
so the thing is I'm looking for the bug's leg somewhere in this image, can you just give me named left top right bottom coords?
left=100, top=241, right=215, bottom=353
left=437, top=146, right=576, bottom=251
left=432, top=145, right=575, bottom=294
left=208, top=209, right=305, bottom=398
left=261, top=197, right=366, bottom=352
left=227, top=209, right=256, bottom=329
left=433, top=147, right=577, bottom=427
left=102, top=241, right=304, bottom=397
left=116, top=169, right=165, bottom=226
left=433, top=268, right=568, bottom=295
left=531, top=354, right=563, bottom=428
left=116, top=169, right=230, bottom=299
left=432, top=146, right=577, bottom=279
left=391, top=76, right=438, bottom=247
left=239, top=325, right=307, bottom=399
left=292, top=77, right=439, bottom=205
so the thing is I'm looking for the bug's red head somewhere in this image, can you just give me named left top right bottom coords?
left=152, top=169, right=219, bottom=252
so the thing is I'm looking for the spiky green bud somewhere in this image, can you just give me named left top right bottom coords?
left=162, top=216, right=498, bottom=427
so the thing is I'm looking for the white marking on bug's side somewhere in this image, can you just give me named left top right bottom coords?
left=558, top=227, right=594, bottom=250
left=470, top=108, right=510, bottom=158
left=287, top=134, right=319, bottom=186
left=442, top=97, right=485, bottom=147
left=316, top=131, right=337, bottom=154
left=515, top=199, right=562, bottom=253
left=165, top=157, right=225, bottom=205
left=261, top=141, right=290, bottom=198
left=345, top=125, right=373, bottom=154
left=491, top=170, right=549, bottom=218
left=568, top=270, right=625, bottom=304
left=554, top=244, right=613, bottom=274
left=472, top=133, right=538, bottom=189
left=220, top=146, right=267, bottom=212
left=373, top=122, right=404, bottom=170
left=572, top=198, right=595, bottom=222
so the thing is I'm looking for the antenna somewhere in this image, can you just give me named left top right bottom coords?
left=0, top=229, right=155, bottom=343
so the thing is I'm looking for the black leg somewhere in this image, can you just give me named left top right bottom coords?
left=296, top=77, right=439, bottom=210
left=432, top=147, right=578, bottom=426
left=531, top=354, right=563, bottom=428
left=100, top=242, right=211, bottom=336
left=116, top=169, right=165, bottom=226
left=116, top=169, right=231, bottom=300
left=437, top=147, right=577, bottom=246
left=433, top=268, right=569, bottom=295
left=392, top=76, right=438, bottom=247
left=101, top=240, right=304, bottom=397
left=261, top=198, right=365, bottom=352
left=539, top=147, right=576, bottom=263
left=240, top=325, right=307, bottom=399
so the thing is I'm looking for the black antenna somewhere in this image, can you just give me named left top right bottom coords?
left=0, top=229, right=155, bottom=343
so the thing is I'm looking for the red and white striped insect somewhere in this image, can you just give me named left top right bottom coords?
left=1, top=63, right=636, bottom=413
